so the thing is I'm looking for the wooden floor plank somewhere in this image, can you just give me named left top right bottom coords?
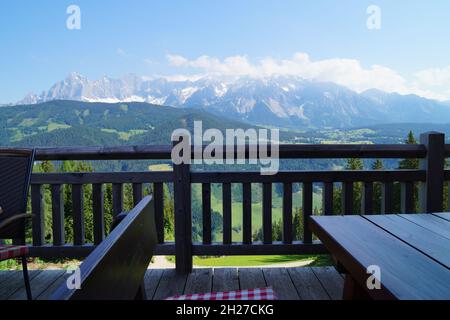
left=153, top=269, right=188, bottom=300
left=9, top=270, right=64, bottom=300
left=262, top=268, right=299, bottom=300
left=238, top=268, right=266, bottom=290
left=144, top=269, right=163, bottom=300
left=37, top=271, right=69, bottom=300
left=0, top=270, right=41, bottom=299
left=0, top=267, right=344, bottom=300
left=212, top=268, right=239, bottom=292
left=0, top=270, right=19, bottom=286
left=287, top=267, right=330, bottom=300
left=311, top=266, right=344, bottom=300
left=184, top=268, right=213, bottom=295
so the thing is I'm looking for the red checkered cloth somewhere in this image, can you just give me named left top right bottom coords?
left=165, top=287, right=277, bottom=300
left=0, top=245, right=28, bottom=261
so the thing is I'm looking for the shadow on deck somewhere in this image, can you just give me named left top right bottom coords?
left=0, top=267, right=344, bottom=300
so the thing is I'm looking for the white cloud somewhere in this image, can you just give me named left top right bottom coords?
left=412, top=66, right=450, bottom=101
left=161, top=74, right=205, bottom=82
left=166, top=54, right=189, bottom=67
left=166, top=53, right=450, bottom=101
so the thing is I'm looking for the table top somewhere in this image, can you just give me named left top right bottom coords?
left=309, top=213, right=450, bottom=300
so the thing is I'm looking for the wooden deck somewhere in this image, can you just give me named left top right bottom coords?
left=0, top=267, right=344, bottom=300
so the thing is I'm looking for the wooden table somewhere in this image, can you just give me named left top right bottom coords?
left=309, top=213, right=450, bottom=300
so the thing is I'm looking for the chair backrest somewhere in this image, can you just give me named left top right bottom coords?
left=0, top=149, right=35, bottom=241
left=51, top=196, right=157, bottom=300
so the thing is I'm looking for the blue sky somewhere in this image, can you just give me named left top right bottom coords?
left=1, top=0, right=450, bottom=103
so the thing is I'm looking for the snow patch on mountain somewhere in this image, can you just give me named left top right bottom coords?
left=179, top=87, right=199, bottom=103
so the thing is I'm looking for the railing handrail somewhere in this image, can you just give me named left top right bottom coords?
left=31, top=171, right=174, bottom=184
left=32, top=143, right=441, bottom=161
left=35, top=145, right=173, bottom=160
left=30, top=169, right=426, bottom=184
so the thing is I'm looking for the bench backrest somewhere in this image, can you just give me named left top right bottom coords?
left=0, top=149, right=34, bottom=241
left=51, top=196, right=157, bottom=300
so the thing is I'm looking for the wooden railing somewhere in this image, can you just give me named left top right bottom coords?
left=27, top=132, right=450, bottom=274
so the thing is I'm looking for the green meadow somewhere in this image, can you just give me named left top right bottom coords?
left=191, top=183, right=323, bottom=242
left=193, top=255, right=333, bottom=267
left=165, top=255, right=333, bottom=267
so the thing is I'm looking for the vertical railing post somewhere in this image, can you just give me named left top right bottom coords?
left=202, top=183, right=212, bottom=244
left=400, top=182, right=414, bottom=214
left=282, top=182, right=293, bottom=244
left=92, top=183, right=105, bottom=245
left=51, top=184, right=65, bottom=246
left=302, top=182, right=313, bottom=244
left=361, top=182, right=373, bottom=215
left=381, top=182, right=393, bottom=214
left=322, top=182, right=334, bottom=216
left=173, top=138, right=192, bottom=274
left=72, top=184, right=85, bottom=246
left=419, top=132, right=445, bottom=213
left=31, top=184, right=45, bottom=246
left=153, top=183, right=165, bottom=244
left=262, top=183, right=273, bottom=244
left=448, top=182, right=450, bottom=212
left=222, top=183, right=232, bottom=245
left=342, top=182, right=354, bottom=215
left=112, top=183, right=123, bottom=216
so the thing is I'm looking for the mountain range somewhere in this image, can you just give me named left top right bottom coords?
left=16, top=73, right=450, bottom=130
left=2, top=100, right=449, bottom=173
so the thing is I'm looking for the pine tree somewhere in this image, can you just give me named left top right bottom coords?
left=272, top=219, right=283, bottom=241
left=39, top=160, right=55, bottom=173
left=399, top=131, right=419, bottom=169
left=346, top=158, right=364, bottom=170
left=252, top=219, right=283, bottom=242
left=60, top=161, right=94, bottom=243
left=103, top=183, right=113, bottom=234
left=372, top=159, right=384, bottom=170
left=31, top=162, right=55, bottom=243
left=395, top=131, right=420, bottom=212
left=333, top=186, right=342, bottom=215
left=345, top=158, right=363, bottom=214
left=372, top=160, right=384, bottom=213
left=444, top=160, right=450, bottom=211
left=123, top=183, right=134, bottom=211
left=292, top=207, right=304, bottom=241
left=162, top=183, right=175, bottom=240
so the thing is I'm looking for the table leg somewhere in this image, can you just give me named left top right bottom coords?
left=334, top=257, right=347, bottom=274
left=343, top=274, right=371, bottom=300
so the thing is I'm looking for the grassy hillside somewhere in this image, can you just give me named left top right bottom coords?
left=0, top=100, right=296, bottom=147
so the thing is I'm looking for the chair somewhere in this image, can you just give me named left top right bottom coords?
left=51, top=196, right=157, bottom=300
left=0, top=149, right=35, bottom=300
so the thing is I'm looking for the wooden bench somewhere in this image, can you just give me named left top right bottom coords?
left=51, top=196, right=157, bottom=300
left=310, top=213, right=450, bottom=300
